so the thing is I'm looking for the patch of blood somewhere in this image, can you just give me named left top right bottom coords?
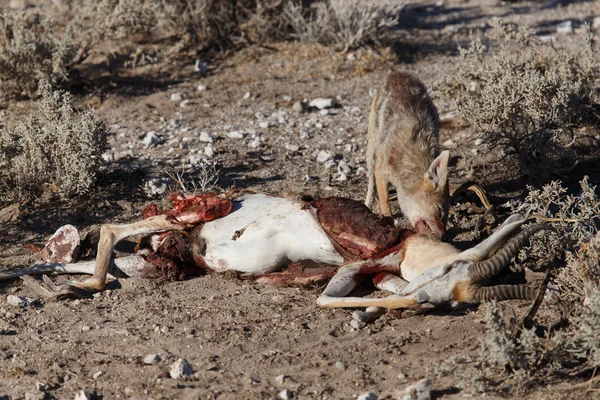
left=244, top=263, right=337, bottom=287
left=142, top=192, right=233, bottom=225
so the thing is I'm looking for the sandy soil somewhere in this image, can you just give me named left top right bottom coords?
left=1, top=0, right=599, bottom=399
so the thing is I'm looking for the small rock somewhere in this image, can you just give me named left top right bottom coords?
left=335, top=361, right=347, bottom=370
left=41, top=225, right=81, bottom=263
left=275, top=374, right=287, bottom=384
left=35, top=382, right=45, bottom=391
left=92, top=371, right=103, bottom=380
left=227, top=131, right=244, bottom=139
left=143, top=354, right=161, bottom=365
left=394, top=378, right=431, bottom=400
left=369, top=88, right=378, bottom=97
left=169, top=358, right=194, bottom=380
left=593, top=16, right=600, bottom=29
left=324, top=160, right=336, bottom=170
left=357, top=391, right=378, bottom=400
left=279, top=389, right=293, bottom=400
left=336, top=173, right=347, bottom=182
left=317, top=150, right=334, bottom=163
left=309, top=98, right=336, bottom=109
left=356, top=166, right=367, bottom=176
left=195, top=59, right=208, bottom=75
left=443, top=24, right=458, bottom=33
left=285, top=143, right=300, bottom=152
left=319, top=109, right=330, bottom=116
left=170, top=92, right=183, bottom=102
left=349, top=106, right=362, bottom=115
left=101, top=152, right=114, bottom=163
left=249, top=136, right=262, bottom=149
left=180, top=99, right=191, bottom=108
left=292, top=101, right=308, bottom=113
left=169, top=119, right=180, bottom=128
left=81, top=326, right=91, bottom=332
left=258, top=121, right=271, bottom=129
left=397, top=372, right=407, bottom=382
left=474, top=138, right=484, bottom=146
left=7, top=295, right=33, bottom=307
left=0, top=350, right=9, bottom=359
left=204, top=144, right=215, bottom=158
left=124, top=387, right=134, bottom=397
left=350, top=319, right=366, bottom=330
left=346, top=53, right=356, bottom=61
left=282, top=95, right=293, bottom=102
left=142, top=131, right=163, bottom=148
left=442, top=139, right=454, bottom=147
left=189, top=154, right=203, bottom=166
left=468, top=81, right=480, bottom=92
left=143, top=180, right=168, bottom=197
left=556, top=20, right=573, bottom=34
left=9, top=0, right=28, bottom=9
left=538, top=34, right=556, bottom=42
left=338, top=160, right=351, bottom=175
left=243, top=92, right=251, bottom=100
left=199, top=131, right=214, bottom=143
left=197, top=84, right=208, bottom=91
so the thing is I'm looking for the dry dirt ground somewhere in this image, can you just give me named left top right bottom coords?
left=1, top=0, right=600, bottom=399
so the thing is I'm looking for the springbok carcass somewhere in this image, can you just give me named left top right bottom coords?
left=0, top=192, right=551, bottom=320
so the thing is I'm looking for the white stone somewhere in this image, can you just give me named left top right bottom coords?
left=475, top=138, right=484, bottom=146
left=279, top=389, right=293, bottom=400
left=197, top=84, right=208, bottom=91
left=394, top=378, right=431, bottom=400
left=204, top=144, right=215, bottom=158
left=319, top=109, right=330, bottom=116
left=170, top=92, right=183, bottom=102
left=249, top=136, right=262, bottom=149
left=275, top=374, right=287, bottom=384
left=143, top=354, right=161, bottom=365
left=143, top=180, right=168, bottom=197
left=6, top=295, right=32, bottom=307
left=309, top=98, right=336, bottom=109
left=346, top=53, right=356, bottom=61
left=292, top=101, right=308, bottom=113
left=285, top=143, right=300, bottom=152
left=350, top=106, right=362, bottom=115
left=258, top=121, right=271, bottom=129
left=142, top=131, right=163, bottom=148
left=227, top=131, right=244, bottom=139
left=357, top=391, right=377, bottom=400
left=338, top=160, right=351, bottom=175
left=369, top=88, right=378, bottom=98
left=350, top=319, right=366, bottom=330
left=335, top=361, right=347, bottom=370
left=335, top=173, right=347, bottom=182
left=169, top=358, right=193, bottom=379
left=199, top=131, right=214, bottom=143
left=442, top=139, right=454, bottom=147
left=282, top=95, right=293, bottom=102
left=593, top=16, right=600, bottom=29
left=101, top=152, right=114, bottom=162
left=444, top=24, right=458, bottom=33
left=74, top=390, right=91, bottom=400
left=92, top=371, right=103, bottom=380
left=189, top=154, right=203, bottom=165
left=556, top=20, right=573, bottom=34
left=243, top=92, right=251, bottom=100
left=35, top=382, right=45, bottom=391
left=324, top=160, right=336, bottom=170
left=317, top=150, right=334, bottom=163
left=180, top=100, right=191, bottom=108
left=356, top=166, right=367, bottom=176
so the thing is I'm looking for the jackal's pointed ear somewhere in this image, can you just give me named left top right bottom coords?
left=425, top=150, right=449, bottom=191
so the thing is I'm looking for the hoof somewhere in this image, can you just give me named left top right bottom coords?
left=66, top=277, right=105, bottom=292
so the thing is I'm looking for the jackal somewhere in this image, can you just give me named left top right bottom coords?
left=365, top=71, right=449, bottom=239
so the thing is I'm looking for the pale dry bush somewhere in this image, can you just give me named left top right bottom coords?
left=0, top=11, right=78, bottom=99
left=438, top=19, right=599, bottom=182
left=0, top=81, right=107, bottom=197
left=165, top=158, right=220, bottom=194
left=284, top=0, right=403, bottom=51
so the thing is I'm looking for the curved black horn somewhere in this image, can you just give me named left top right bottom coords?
left=474, top=285, right=537, bottom=302
left=469, top=223, right=554, bottom=282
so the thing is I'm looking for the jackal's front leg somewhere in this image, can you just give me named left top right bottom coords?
left=69, top=215, right=186, bottom=291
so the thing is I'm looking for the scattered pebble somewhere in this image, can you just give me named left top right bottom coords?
left=443, top=24, right=458, bottom=33
left=357, top=391, right=378, bottom=400
left=309, top=98, right=336, bottom=110
left=227, top=131, right=245, bottom=139
left=292, top=101, right=308, bottom=113
left=249, top=136, right=262, bottom=149
left=282, top=95, right=293, bottom=102
left=556, top=20, right=573, bottom=34
left=199, top=131, right=214, bottom=143
left=338, top=160, right=351, bottom=175
left=197, top=84, right=208, bottom=91
left=35, top=382, right=45, bottom=391
left=169, top=358, right=194, bottom=380
left=169, top=119, right=179, bottom=128
left=275, top=374, right=287, bottom=384
left=142, top=131, right=163, bottom=148
left=189, top=154, right=204, bottom=165
left=369, top=88, right=378, bottom=97
left=92, top=371, right=103, bottom=380
left=143, top=354, right=161, bottom=365
left=279, top=389, right=293, bottom=400
left=397, top=372, right=407, bottom=382
left=442, top=139, right=454, bottom=148
left=356, top=166, right=367, bottom=176
left=394, top=378, right=431, bottom=400
left=317, top=150, right=334, bottom=163
left=285, top=143, right=300, bottom=152
left=350, top=319, right=366, bottom=330
left=243, top=92, right=251, bottom=100
left=335, top=361, right=347, bottom=370
left=593, top=16, right=600, bottom=29
left=180, top=99, right=191, bottom=108
left=319, top=109, right=330, bottom=116
left=6, top=295, right=34, bottom=307
left=170, top=92, right=183, bottom=102
left=258, top=121, right=271, bottom=129
left=349, top=106, right=362, bottom=115
left=346, top=53, right=356, bottom=61
left=474, top=138, right=484, bottom=146
left=324, top=160, right=336, bottom=170
left=101, top=152, right=114, bottom=162
left=205, top=144, right=215, bottom=158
